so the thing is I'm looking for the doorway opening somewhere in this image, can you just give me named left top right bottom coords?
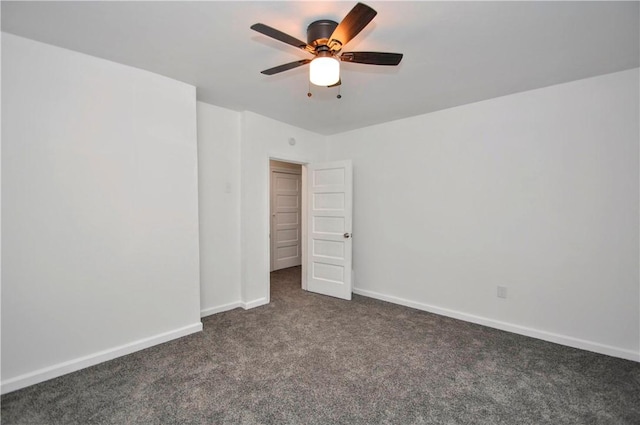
left=266, top=157, right=353, bottom=303
left=269, top=158, right=307, bottom=298
left=270, top=160, right=302, bottom=272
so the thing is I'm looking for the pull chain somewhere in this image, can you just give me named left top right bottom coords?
left=306, top=81, right=342, bottom=99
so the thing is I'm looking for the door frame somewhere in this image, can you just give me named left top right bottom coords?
left=267, top=155, right=309, bottom=292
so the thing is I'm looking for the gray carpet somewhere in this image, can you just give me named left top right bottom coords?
left=2, top=266, right=639, bottom=424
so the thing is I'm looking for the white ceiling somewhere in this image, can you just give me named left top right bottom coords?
left=2, top=1, right=638, bottom=135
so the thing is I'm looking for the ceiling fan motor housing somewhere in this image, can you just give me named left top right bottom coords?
left=307, top=19, right=338, bottom=47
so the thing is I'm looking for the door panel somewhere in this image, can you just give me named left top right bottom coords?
left=271, top=171, right=302, bottom=270
left=306, top=160, right=352, bottom=300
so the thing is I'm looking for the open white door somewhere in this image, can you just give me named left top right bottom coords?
left=306, top=160, right=353, bottom=300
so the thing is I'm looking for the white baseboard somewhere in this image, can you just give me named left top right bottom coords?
left=353, top=287, right=639, bottom=362
left=242, top=297, right=268, bottom=310
left=1, top=322, right=203, bottom=395
left=200, top=298, right=269, bottom=317
left=201, top=301, right=243, bottom=318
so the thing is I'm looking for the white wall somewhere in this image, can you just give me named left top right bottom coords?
left=1, top=34, right=202, bottom=392
left=196, top=107, right=325, bottom=311
left=240, top=112, right=326, bottom=306
left=197, top=102, right=242, bottom=316
left=327, top=69, right=640, bottom=361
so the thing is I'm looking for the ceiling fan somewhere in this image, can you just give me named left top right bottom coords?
left=250, top=2, right=403, bottom=90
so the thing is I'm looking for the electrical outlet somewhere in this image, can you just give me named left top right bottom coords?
left=497, top=286, right=508, bottom=299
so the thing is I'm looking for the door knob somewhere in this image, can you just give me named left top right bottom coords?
left=343, top=233, right=352, bottom=239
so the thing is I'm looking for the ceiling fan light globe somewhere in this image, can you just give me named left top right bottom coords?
left=309, top=56, right=340, bottom=86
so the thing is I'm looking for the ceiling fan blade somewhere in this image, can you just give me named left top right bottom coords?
left=260, top=59, right=312, bottom=75
left=340, top=52, right=403, bottom=66
left=251, top=23, right=312, bottom=52
left=328, top=3, right=377, bottom=51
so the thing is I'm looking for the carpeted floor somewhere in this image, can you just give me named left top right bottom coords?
left=2, top=266, right=639, bottom=424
